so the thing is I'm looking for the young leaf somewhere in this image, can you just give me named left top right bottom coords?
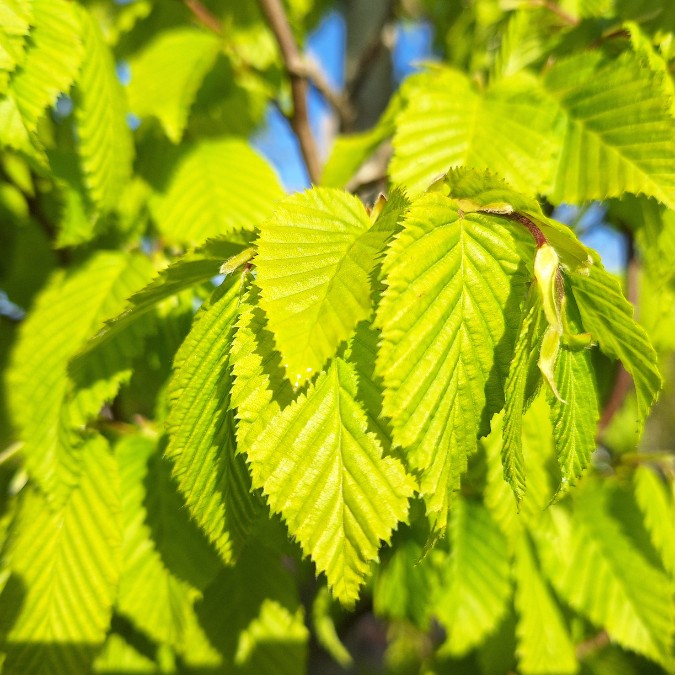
left=377, top=193, right=532, bottom=524
left=165, top=277, right=261, bottom=563
left=547, top=294, right=599, bottom=493
left=0, top=436, right=121, bottom=674
left=502, top=290, right=545, bottom=502
left=6, top=251, right=154, bottom=501
left=73, top=5, right=134, bottom=212
left=245, top=356, right=416, bottom=607
left=389, top=68, right=560, bottom=196
left=128, top=28, right=220, bottom=143
left=256, top=188, right=390, bottom=386
left=568, top=260, right=661, bottom=428
left=544, top=51, right=675, bottom=208
left=435, top=498, right=512, bottom=657
left=151, top=138, right=283, bottom=245
left=513, top=533, right=577, bottom=675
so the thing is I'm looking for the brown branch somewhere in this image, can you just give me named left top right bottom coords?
left=257, top=0, right=322, bottom=184
left=182, top=0, right=223, bottom=34
left=575, top=630, right=610, bottom=660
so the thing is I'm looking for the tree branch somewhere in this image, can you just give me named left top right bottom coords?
left=257, top=0, right=322, bottom=184
left=182, top=0, right=223, bottom=34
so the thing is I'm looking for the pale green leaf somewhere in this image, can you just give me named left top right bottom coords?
left=0, top=436, right=121, bottom=674
left=569, top=260, right=662, bottom=427
left=544, top=51, right=675, bottom=208
left=72, top=5, right=133, bottom=212
left=255, top=187, right=387, bottom=386
left=152, top=138, right=283, bottom=245
left=390, top=67, right=560, bottom=196
left=548, top=294, right=599, bottom=492
left=502, top=290, right=545, bottom=502
left=633, top=466, right=675, bottom=578
left=128, top=27, right=219, bottom=143
left=7, top=251, right=154, bottom=501
left=435, top=498, right=511, bottom=657
left=3, top=0, right=82, bottom=134
left=165, top=278, right=261, bottom=562
left=556, top=480, right=675, bottom=666
left=513, top=533, right=577, bottom=675
left=246, top=356, right=416, bottom=607
left=376, top=193, right=532, bottom=524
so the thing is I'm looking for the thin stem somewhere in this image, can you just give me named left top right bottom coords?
left=257, top=0, right=322, bottom=184
left=182, top=0, right=223, bottom=34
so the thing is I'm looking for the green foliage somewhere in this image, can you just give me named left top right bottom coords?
left=0, top=1, right=674, bottom=673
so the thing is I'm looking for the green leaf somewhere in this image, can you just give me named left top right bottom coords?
left=128, top=28, right=220, bottom=143
left=544, top=51, right=675, bottom=208
left=376, top=193, right=532, bottom=525
left=74, top=239, right=246, bottom=362
left=92, top=634, right=158, bottom=674
left=439, top=167, right=592, bottom=273
left=0, top=0, right=32, bottom=89
left=0, top=436, right=121, bottom=674
left=312, top=585, right=352, bottom=668
left=1, top=0, right=83, bottom=137
left=435, top=498, right=511, bottom=657
left=165, top=278, right=261, bottom=563
left=555, top=480, right=675, bottom=667
left=568, top=260, right=662, bottom=428
left=195, top=531, right=305, bottom=663
left=513, top=532, right=577, bottom=675
left=255, top=187, right=389, bottom=386
left=230, top=285, right=297, bottom=450
left=151, top=138, right=283, bottom=245
left=72, top=5, right=134, bottom=212
left=245, top=356, right=416, bottom=607
left=548, top=293, right=599, bottom=493
left=389, top=67, right=560, bottom=196
left=633, top=466, right=675, bottom=578
left=235, top=600, right=309, bottom=675
left=115, top=434, right=221, bottom=656
left=501, top=290, right=545, bottom=502
left=374, top=528, right=444, bottom=627
left=6, top=251, right=154, bottom=501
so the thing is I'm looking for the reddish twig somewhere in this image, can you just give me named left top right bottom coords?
left=257, top=0, right=322, bottom=184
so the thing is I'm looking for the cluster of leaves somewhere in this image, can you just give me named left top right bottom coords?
left=0, top=0, right=674, bottom=674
